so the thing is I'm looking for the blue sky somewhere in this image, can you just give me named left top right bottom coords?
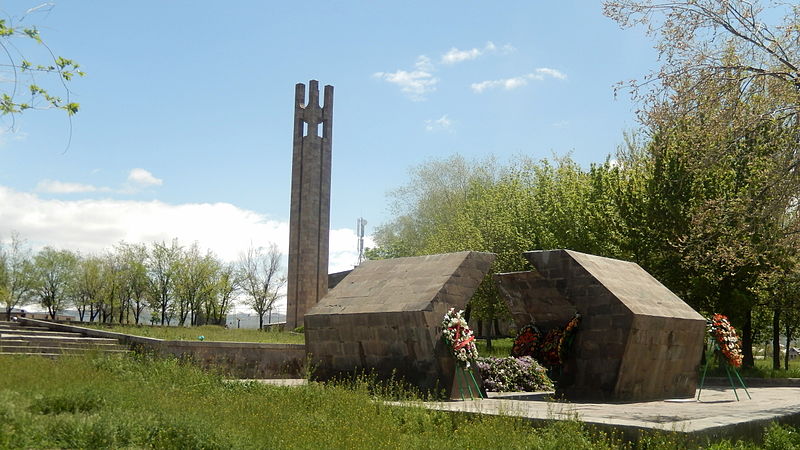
left=0, top=1, right=657, bottom=273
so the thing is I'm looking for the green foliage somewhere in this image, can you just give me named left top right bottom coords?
left=762, top=422, right=800, bottom=450
left=0, top=14, right=84, bottom=117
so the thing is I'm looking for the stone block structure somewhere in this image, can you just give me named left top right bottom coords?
left=286, top=80, right=333, bottom=330
left=304, top=251, right=495, bottom=394
left=495, top=249, right=706, bottom=401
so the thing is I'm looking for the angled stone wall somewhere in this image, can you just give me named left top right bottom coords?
left=304, top=251, right=495, bottom=394
left=495, top=249, right=706, bottom=401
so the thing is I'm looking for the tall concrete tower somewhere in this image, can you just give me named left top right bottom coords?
left=286, top=80, right=333, bottom=330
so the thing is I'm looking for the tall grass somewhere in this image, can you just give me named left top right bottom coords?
left=1, top=353, right=793, bottom=449
left=703, top=355, right=800, bottom=379
left=79, top=323, right=305, bottom=344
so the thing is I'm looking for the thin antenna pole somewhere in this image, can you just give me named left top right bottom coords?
left=356, top=217, right=367, bottom=265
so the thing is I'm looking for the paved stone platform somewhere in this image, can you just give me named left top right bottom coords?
left=418, top=386, right=800, bottom=441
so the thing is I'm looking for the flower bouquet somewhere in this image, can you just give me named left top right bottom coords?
left=442, top=308, right=479, bottom=368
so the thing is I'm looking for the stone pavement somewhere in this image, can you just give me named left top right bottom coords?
left=418, top=386, right=800, bottom=441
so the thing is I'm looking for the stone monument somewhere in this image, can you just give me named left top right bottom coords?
left=495, top=249, right=706, bottom=401
left=286, top=80, right=333, bottom=330
left=304, top=251, right=496, bottom=394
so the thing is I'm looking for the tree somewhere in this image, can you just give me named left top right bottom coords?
left=147, top=239, right=181, bottom=326
left=173, top=243, right=219, bottom=326
left=72, top=254, right=104, bottom=322
left=603, top=0, right=800, bottom=130
left=116, top=242, right=149, bottom=325
left=0, top=232, right=35, bottom=317
left=238, top=243, right=285, bottom=330
left=206, top=262, right=238, bottom=326
left=604, top=0, right=800, bottom=367
left=32, top=247, right=77, bottom=320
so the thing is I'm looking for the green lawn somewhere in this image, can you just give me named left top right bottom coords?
left=79, top=323, right=305, bottom=344
left=476, top=337, right=513, bottom=357
left=2, top=353, right=794, bottom=449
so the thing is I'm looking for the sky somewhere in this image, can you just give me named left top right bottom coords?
left=0, top=1, right=659, bottom=303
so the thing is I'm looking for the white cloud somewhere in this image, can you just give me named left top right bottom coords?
left=471, top=68, right=567, bottom=93
left=531, top=67, right=567, bottom=80
left=441, top=47, right=482, bottom=65
left=440, top=41, right=514, bottom=65
left=127, top=168, right=163, bottom=187
left=0, top=185, right=364, bottom=272
left=425, top=115, right=454, bottom=132
left=471, top=76, right=528, bottom=93
left=35, top=180, right=108, bottom=194
left=373, top=55, right=438, bottom=101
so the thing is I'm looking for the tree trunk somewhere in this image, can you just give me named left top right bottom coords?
left=742, top=308, right=754, bottom=368
left=785, top=323, right=793, bottom=371
left=773, top=308, right=782, bottom=370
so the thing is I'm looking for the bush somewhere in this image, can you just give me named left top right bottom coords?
left=475, top=356, right=553, bottom=392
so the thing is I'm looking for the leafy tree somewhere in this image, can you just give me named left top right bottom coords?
left=72, top=254, right=104, bottom=322
left=237, top=243, right=285, bottom=330
left=603, top=1, right=800, bottom=135
left=604, top=0, right=800, bottom=367
left=206, top=262, right=238, bottom=326
left=173, top=243, right=219, bottom=326
left=115, top=242, right=149, bottom=325
left=147, top=239, right=182, bottom=326
left=0, top=232, right=35, bottom=317
left=31, top=247, right=77, bottom=320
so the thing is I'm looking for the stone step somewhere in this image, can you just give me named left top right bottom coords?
left=0, top=345, right=129, bottom=355
left=0, top=352, right=60, bottom=358
left=0, top=329, right=84, bottom=338
left=0, top=322, right=51, bottom=332
left=0, top=339, right=127, bottom=350
left=0, top=334, right=120, bottom=345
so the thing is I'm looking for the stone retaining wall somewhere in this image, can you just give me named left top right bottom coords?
left=18, top=318, right=306, bottom=379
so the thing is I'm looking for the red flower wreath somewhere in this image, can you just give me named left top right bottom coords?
left=708, top=313, right=743, bottom=368
left=512, top=324, right=541, bottom=358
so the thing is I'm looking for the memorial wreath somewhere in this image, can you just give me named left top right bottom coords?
left=442, top=308, right=479, bottom=368
left=708, top=313, right=743, bottom=368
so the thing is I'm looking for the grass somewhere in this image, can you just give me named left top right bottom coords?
left=79, top=323, right=305, bottom=344
left=476, top=337, right=513, bottom=357
left=2, top=353, right=797, bottom=449
left=703, top=355, right=800, bottom=379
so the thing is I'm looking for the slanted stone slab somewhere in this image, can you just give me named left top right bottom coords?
left=305, top=251, right=495, bottom=394
left=495, top=249, right=706, bottom=402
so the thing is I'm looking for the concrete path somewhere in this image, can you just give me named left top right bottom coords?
left=418, top=386, right=800, bottom=441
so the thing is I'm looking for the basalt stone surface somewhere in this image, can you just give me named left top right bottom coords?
left=495, top=249, right=706, bottom=402
left=304, top=251, right=495, bottom=394
left=286, top=80, right=333, bottom=330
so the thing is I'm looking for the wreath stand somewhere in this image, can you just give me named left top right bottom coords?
left=697, top=340, right=751, bottom=401
left=451, top=364, right=484, bottom=401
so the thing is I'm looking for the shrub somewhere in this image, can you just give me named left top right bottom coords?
left=30, top=390, right=106, bottom=415
left=475, top=356, right=553, bottom=392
